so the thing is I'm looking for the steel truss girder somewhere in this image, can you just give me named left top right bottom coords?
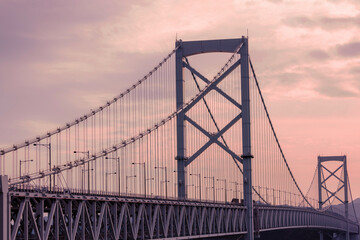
left=8, top=191, right=359, bottom=239
left=256, top=206, right=358, bottom=235
left=9, top=191, right=247, bottom=240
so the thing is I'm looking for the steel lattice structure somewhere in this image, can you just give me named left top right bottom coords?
left=0, top=37, right=359, bottom=240
left=5, top=187, right=359, bottom=240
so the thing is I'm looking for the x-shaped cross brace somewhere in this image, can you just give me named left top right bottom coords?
left=184, top=114, right=243, bottom=167
left=177, top=58, right=243, bottom=167
left=321, top=164, right=344, bottom=185
left=183, top=61, right=242, bottom=110
left=322, top=184, right=345, bottom=205
left=320, top=163, right=345, bottom=205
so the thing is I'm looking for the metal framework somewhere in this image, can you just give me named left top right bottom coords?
left=5, top=188, right=359, bottom=240
left=318, top=155, right=350, bottom=240
left=175, top=37, right=254, bottom=239
left=0, top=38, right=359, bottom=239
left=8, top=190, right=247, bottom=239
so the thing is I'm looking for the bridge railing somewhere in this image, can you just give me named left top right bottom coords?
left=11, top=181, right=320, bottom=208
left=257, top=205, right=359, bottom=234
left=7, top=188, right=358, bottom=240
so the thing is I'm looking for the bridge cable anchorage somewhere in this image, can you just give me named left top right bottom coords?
left=7, top=42, right=245, bottom=187
left=249, top=56, right=314, bottom=208
left=0, top=46, right=179, bottom=156
left=184, top=56, right=267, bottom=204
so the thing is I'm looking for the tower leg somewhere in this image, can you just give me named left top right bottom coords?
left=240, top=38, right=254, bottom=240
left=175, top=41, right=187, bottom=199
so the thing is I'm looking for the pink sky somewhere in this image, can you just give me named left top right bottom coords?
left=0, top=0, right=359, bottom=197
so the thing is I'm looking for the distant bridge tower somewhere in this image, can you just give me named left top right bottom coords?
left=175, top=37, right=254, bottom=240
left=318, top=155, right=349, bottom=240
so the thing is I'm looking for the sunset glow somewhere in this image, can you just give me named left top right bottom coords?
left=0, top=0, right=359, bottom=199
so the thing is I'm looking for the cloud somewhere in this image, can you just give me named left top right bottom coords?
left=284, top=16, right=315, bottom=28
left=264, top=0, right=283, bottom=3
left=350, top=67, right=360, bottom=74
left=327, top=0, right=360, bottom=9
left=283, top=14, right=360, bottom=30
left=308, top=50, right=330, bottom=60
left=0, top=0, right=360, bottom=197
left=336, top=42, right=360, bottom=57
left=308, top=67, right=360, bottom=98
left=316, top=84, right=358, bottom=98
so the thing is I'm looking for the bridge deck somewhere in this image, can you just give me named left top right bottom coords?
left=7, top=190, right=359, bottom=240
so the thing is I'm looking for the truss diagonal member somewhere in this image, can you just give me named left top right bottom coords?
left=179, top=59, right=241, bottom=115
left=321, top=164, right=344, bottom=185
left=44, top=200, right=57, bottom=240
left=322, top=185, right=345, bottom=205
left=183, top=61, right=242, bottom=110
left=28, top=201, right=42, bottom=240
left=57, top=202, right=71, bottom=239
left=185, top=113, right=243, bottom=167
left=11, top=200, right=25, bottom=240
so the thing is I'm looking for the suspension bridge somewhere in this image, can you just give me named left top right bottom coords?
left=0, top=37, right=358, bottom=240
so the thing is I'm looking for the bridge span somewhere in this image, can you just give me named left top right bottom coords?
left=0, top=37, right=359, bottom=239
left=5, top=184, right=359, bottom=240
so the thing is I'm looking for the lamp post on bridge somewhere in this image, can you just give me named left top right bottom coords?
left=190, top=173, right=201, bottom=201
left=205, top=187, right=212, bottom=201
left=273, top=188, right=276, bottom=205
left=161, top=180, right=171, bottom=198
left=230, top=181, right=239, bottom=200
left=74, top=151, right=90, bottom=193
left=216, top=188, right=224, bottom=202
left=155, top=166, right=168, bottom=198
left=33, top=143, right=53, bottom=191
left=217, top=178, right=227, bottom=202
left=227, top=188, right=233, bottom=201
left=126, top=175, right=136, bottom=195
left=147, top=177, right=155, bottom=196
left=105, top=171, right=117, bottom=193
left=204, top=176, right=215, bottom=202
left=105, top=157, right=120, bottom=194
left=19, top=159, right=33, bottom=184
left=81, top=168, right=93, bottom=193
left=132, top=162, right=146, bottom=197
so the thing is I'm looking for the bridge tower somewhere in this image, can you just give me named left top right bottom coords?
left=318, top=155, right=349, bottom=240
left=175, top=37, right=254, bottom=240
